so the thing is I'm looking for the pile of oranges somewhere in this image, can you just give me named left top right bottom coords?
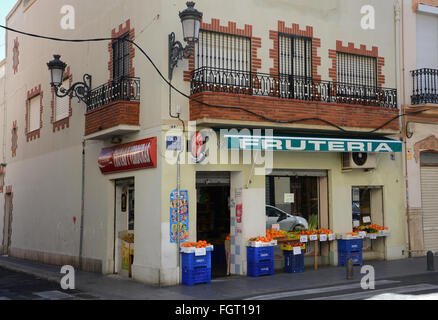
left=266, top=229, right=287, bottom=238
left=316, top=228, right=333, bottom=234
left=181, top=240, right=212, bottom=248
left=345, top=232, right=359, bottom=236
left=368, top=224, right=388, bottom=231
left=249, top=236, right=273, bottom=243
left=300, top=230, right=317, bottom=235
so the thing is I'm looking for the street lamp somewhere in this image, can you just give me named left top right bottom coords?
left=47, top=54, right=92, bottom=105
left=168, top=1, right=203, bottom=80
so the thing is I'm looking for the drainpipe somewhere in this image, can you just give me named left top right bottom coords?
left=78, top=139, right=86, bottom=269
left=398, top=0, right=412, bottom=257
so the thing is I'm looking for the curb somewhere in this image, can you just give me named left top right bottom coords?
left=0, top=258, right=62, bottom=284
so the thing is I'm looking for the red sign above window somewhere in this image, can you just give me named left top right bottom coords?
left=98, top=137, right=157, bottom=174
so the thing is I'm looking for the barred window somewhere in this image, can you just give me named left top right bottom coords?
left=195, top=30, right=251, bottom=71
left=112, top=33, right=130, bottom=80
left=278, top=34, right=313, bottom=79
left=337, top=52, right=377, bottom=87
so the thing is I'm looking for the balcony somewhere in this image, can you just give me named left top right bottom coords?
left=190, top=67, right=399, bottom=132
left=411, top=68, right=438, bottom=105
left=85, top=77, right=141, bottom=140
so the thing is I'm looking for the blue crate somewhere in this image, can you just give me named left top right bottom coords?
left=182, top=267, right=211, bottom=286
left=247, top=260, right=275, bottom=277
left=247, top=246, right=274, bottom=264
left=338, top=251, right=363, bottom=267
left=283, top=251, right=304, bottom=273
left=181, top=251, right=211, bottom=270
left=337, top=239, right=363, bottom=253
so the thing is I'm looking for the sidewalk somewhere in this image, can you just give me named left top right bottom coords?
left=0, top=255, right=437, bottom=300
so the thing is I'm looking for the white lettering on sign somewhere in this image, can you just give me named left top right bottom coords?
left=348, top=142, right=365, bottom=152
left=308, top=141, right=326, bottom=151
left=240, top=138, right=259, bottom=149
left=328, top=141, right=345, bottom=151
left=375, top=143, right=392, bottom=152
left=113, top=143, right=152, bottom=168
left=285, top=140, right=306, bottom=151
left=262, top=139, right=282, bottom=150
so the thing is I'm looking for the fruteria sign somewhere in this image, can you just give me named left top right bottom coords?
left=225, top=135, right=402, bottom=153
left=98, top=137, right=157, bottom=174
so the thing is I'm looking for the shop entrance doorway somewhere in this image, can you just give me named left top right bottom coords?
left=114, top=178, right=135, bottom=277
left=196, top=172, right=230, bottom=278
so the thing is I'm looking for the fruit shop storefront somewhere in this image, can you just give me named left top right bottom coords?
left=177, top=130, right=406, bottom=280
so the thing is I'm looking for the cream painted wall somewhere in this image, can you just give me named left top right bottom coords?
left=1, top=0, right=403, bottom=285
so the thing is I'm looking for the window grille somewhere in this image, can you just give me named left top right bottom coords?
left=112, top=33, right=130, bottom=80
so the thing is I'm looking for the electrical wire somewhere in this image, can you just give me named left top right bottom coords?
left=1, top=23, right=437, bottom=136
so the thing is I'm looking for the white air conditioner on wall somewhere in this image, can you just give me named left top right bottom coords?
left=341, top=152, right=377, bottom=170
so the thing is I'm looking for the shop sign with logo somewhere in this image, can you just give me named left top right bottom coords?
left=98, top=137, right=157, bottom=174
left=170, top=190, right=189, bottom=243
left=190, top=132, right=207, bottom=163
left=225, top=135, right=402, bottom=153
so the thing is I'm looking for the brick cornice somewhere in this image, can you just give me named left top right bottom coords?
left=108, top=19, right=135, bottom=81
left=25, top=85, right=43, bottom=142
left=183, top=18, right=262, bottom=82
left=12, top=37, right=19, bottom=75
left=51, top=66, right=73, bottom=132
left=269, top=21, right=321, bottom=81
left=11, top=120, right=18, bottom=157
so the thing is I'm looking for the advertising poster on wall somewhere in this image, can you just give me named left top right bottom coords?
left=170, top=190, right=189, bottom=243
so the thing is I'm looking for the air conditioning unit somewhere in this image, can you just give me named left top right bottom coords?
left=342, top=152, right=377, bottom=170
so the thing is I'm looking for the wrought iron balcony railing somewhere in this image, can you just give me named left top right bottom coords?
left=191, top=67, right=397, bottom=109
left=86, top=77, right=140, bottom=112
left=411, top=68, right=438, bottom=105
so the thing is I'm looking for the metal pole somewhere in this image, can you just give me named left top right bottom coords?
left=346, top=258, right=354, bottom=280
left=427, top=251, right=435, bottom=271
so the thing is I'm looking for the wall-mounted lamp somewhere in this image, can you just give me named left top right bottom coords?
left=168, top=1, right=203, bottom=81
left=47, top=54, right=92, bottom=105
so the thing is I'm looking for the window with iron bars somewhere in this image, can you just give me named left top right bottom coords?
left=112, top=32, right=130, bottom=80
left=336, top=52, right=378, bottom=99
left=194, top=30, right=252, bottom=89
left=278, top=34, right=313, bottom=99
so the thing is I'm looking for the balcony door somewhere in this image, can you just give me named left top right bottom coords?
left=112, top=32, right=130, bottom=81
left=278, top=34, right=313, bottom=99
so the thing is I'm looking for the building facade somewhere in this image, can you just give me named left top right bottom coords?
left=402, top=0, right=438, bottom=257
left=0, top=0, right=406, bottom=286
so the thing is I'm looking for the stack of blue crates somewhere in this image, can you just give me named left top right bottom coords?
left=337, top=239, right=363, bottom=266
left=181, top=251, right=212, bottom=286
left=247, top=246, right=275, bottom=277
left=283, top=251, right=304, bottom=273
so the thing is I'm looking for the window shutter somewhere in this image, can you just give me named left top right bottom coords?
left=55, top=79, right=70, bottom=121
left=29, top=95, right=40, bottom=132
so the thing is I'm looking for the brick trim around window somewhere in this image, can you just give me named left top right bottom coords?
left=108, top=19, right=136, bottom=81
left=269, top=21, right=322, bottom=81
left=51, top=66, right=72, bottom=132
left=328, top=41, right=385, bottom=88
left=25, top=85, right=43, bottom=142
left=183, top=18, right=262, bottom=82
left=12, top=37, right=19, bottom=75
left=11, top=120, right=18, bottom=157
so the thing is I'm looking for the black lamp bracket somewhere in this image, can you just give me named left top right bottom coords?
left=168, top=32, right=193, bottom=81
left=54, top=74, right=92, bottom=104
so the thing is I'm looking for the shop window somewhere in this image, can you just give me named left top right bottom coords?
left=266, top=174, right=321, bottom=230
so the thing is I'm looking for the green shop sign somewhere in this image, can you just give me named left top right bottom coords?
left=224, top=134, right=402, bottom=153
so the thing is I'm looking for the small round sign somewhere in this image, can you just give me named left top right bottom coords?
left=190, top=132, right=206, bottom=163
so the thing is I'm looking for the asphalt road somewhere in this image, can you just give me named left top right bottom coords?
left=243, top=272, right=438, bottom=300
left=0, top=267, right=101, bottom=300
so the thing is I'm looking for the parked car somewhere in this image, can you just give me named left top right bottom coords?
left=266, top=205, right=309, bottom=232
